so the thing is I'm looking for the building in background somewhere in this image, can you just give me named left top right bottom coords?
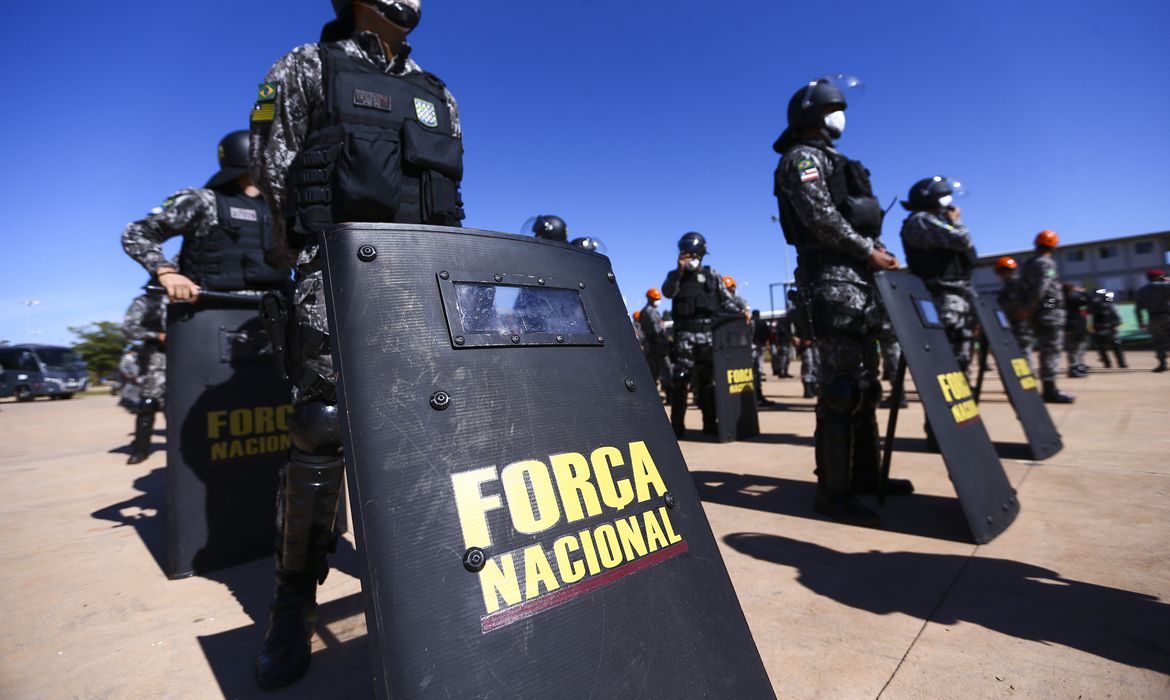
left=973, top=231, right=1170, bottom=299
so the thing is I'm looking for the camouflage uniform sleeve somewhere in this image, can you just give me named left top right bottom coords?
left=121, top=189, right=217, bottom=273
left=250, top=43, right=323, bottom=269
left=777, top=147, right=873, bottom=260
left=710, top=269, right=741, bottom=313
left=123, top=296, right=161, bottom=342
left=901, top=212, right=972, bottom=252
left=442, top=85, right=461, bottom=139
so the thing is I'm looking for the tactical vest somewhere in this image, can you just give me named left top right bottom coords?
left=180, top=191, right=289, bottom=291
left=288, top=42, right=465, bottom=244
left=672, top=268, right=722, bottom=331
left=902, top=223, right=974, bottom=284
left=775, top=142, right=883, bottom=264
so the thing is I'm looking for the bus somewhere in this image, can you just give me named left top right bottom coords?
left=0, top=344, right=89, bottom=401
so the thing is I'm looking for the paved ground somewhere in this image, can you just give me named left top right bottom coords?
left=1, top=360, right=1168, bottom=699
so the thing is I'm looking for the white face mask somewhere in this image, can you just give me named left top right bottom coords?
left=937, top=194, right=954, bottom=208
left=824, top=110, right=846, bottom=137
left=685, top=258, right=701, bottom=271
left=652, top=300, right=661, bottom=308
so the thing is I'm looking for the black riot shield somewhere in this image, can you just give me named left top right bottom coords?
left=972, top=295, right=1062, bottom=459
left=164, top=299, right=290, bottom=579
left=712, top=319, right=760, bottom=442
left=875, top=271, right=1019, bottom=543
left=320, top=224, right=774, bottom=699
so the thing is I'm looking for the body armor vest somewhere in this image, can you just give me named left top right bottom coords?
left=180, top=191, right=289, bottom=291
left=776, top=142, right=883, bottom=267
left=672, top=268, right=722, bottom=330
left=902, top=227, right=974, bottom=284
left=288, top=43, right=465, bottom=244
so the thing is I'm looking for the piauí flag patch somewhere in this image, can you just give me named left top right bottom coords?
left=414, top=98, right=438, bottom=127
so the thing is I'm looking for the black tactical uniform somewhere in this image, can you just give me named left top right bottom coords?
left=249, top=1, right=464, bottom=689
left=1064, top=285, right=1091, bottom=377
left=1089, top=289, right=1126, bottom=368
left=773, top=77, right=913, bottom=526
left=662, top=232, right=739, bottom=438
left=639, top=293, right=670, bottom=395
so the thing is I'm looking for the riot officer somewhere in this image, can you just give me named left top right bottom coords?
left=771, top=313, right=793, bottom=378
left=750, top=309, right=777, bottom=406
left=662, top=232, right=741, bottom=438
left=527, top=214, right=568, bottom=242
left=639, top=288, right=670, bottom=395
left=787, top=289, right=820, bottom=398
left=570, top=236, right=606, bottom=253
left=1063, top=283, right=1091, bottom=377
left=1089, top=288, right=1126, bottom=368
left=994, top=256, right=1033, bottom=358
left=122, top=130, right=291, bottom=302
left=121, top=290, right=166, bottom=465
left=1019, top=230, right=1075, bottom=402
left=900, top=176, right=977, bottom=372
left=248, top=0, right=465, bottom=688
left=772, top=75, right=912, bottom=526
left=1136, top=269, right=1170, bottom=372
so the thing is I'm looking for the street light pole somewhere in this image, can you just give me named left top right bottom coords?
left=770, top=215, right=791, bottom=286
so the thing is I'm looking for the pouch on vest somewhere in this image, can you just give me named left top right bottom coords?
left=334, top=124, right=403, bottom=223
left=839, top=160, right=883, bottom=238
left=402, top=120, right=464, bottom=225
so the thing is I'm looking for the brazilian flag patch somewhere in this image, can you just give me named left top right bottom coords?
left=257, top=82, right=278, bottom=103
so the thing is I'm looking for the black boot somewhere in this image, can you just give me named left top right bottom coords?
left=1100, top=355, right=1111, bottom=368
left=256, top=567, right=319, bottom=690
left=851, top=410, right=914, bottom=497
left=126, top=410, right=155, bottom=465
left=1042, top=380, right=1075, bottom=403
left=814, top=402, right=880, bottom=527
left=1155, top=359, right=1169, bottom=373
left=670, top=377, right=689, bottom=439
left=802, top=381, right=816, bottom=398
left=256, top=443, right=344, bottom=690
left=1116, top=347, right=1127, bottom=368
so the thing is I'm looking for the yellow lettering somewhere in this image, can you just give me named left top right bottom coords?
left=578, top=527, right=601, bottom=575
left=615, top=515, right=648, bottom=561
left=501, top=459, right=561, bottom=535
left=210, top=442, right=227, bottom=460
left=523, top=546, right=560, bottom=599
left=593, top=523, right=622, bottom=568
left=643, top=509, right=670, bottom=550
left=552, top=535, right=585, bottom=584
left=950, top=372, right=971, bottom=400
left=254, top=406, right=275, bottom=434
left=207, top=410, right=228, bottom=440
left=659, top=507, right=683, bottom=544
left=550, top=452, right=602, bottom=523
left=590, top=446, right=634, bottom=511
left=451, top=466, right=502, bottom=549
left=937, top=374, right=954, bottom=402
left=479, top=553, right=521, bottom=614
left=276, top=404, right=292, bottom=431
left=229, top=408, right=253, bottom=437
left=628, top=441, right=667, bottom=504
left=245, top=437, right=259, bottom=455
left=228, top=441, right=244, bottom=458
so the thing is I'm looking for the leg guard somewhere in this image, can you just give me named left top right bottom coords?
left=280, top=449, right=345, bottom=581
left=814, top=375, right=860, bottom=493
left=670, top=371, right=690, bottom=439
left=127, top=408, right=156, bottom=465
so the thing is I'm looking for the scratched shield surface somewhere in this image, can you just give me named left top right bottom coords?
left=876, top=271, right=1020, bottom=544
left=973, top=294, right=1063, bottom=459
left=321, top=224, right=774, bottom=699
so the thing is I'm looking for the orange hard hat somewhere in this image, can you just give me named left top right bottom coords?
left=995, top=256, right=1018, bottom=271
left=1035, top=230, right=1060, bottom=248
left=633, top=310, right=642, bottom=321
left=646, top=288, right=662, bottom=301
left=722, top=275, right=736, bottom=289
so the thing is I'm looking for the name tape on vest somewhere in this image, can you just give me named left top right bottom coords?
left=229, top=206, right=259, bottom=222
left=354, top=89, right=392, bottom=112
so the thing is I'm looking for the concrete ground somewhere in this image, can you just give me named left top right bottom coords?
left=1, top=360, right=1168, bottom=699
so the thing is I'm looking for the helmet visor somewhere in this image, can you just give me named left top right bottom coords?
left=375, top=1, right=420, bottom=29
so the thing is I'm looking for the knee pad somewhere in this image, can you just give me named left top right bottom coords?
left=821, top=375, right=862, bottom=416
left=138, top=397, right=159, bottom=415
left=288, top=400, right=342, bottom=456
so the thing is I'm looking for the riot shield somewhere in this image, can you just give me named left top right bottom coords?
left=320, top=224, right=774, bottom=699
left=875, top=271, right=1019, bottom=544
left=712, top=319, right=760, bottom=442
left=165, top=299, right=290, bottom=578
left=972, top=295, right=1062, bottom=459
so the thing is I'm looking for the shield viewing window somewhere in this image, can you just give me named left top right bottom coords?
left=995, top=308, right=1011, bottom=330
left=438, top=272, right=601, bottom=348
left=913, top=296, right=943, bottom=328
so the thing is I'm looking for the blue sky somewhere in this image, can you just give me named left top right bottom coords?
left=2, top=0, right=1168, bottom=344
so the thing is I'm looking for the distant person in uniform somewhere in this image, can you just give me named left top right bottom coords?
left=1136, top=268, right=1170, bottom=373
left=1019, top=230, right=1075, bottom=403
left=994, top=256, right=1033, bottom=360
left=772, top=314, right=793, bottom=378
left=1088, top=289, right=1126, bottom=368
left=121, top=291, right=166, bottom=464
left=1063, top=283, right=1091, bottom=378
left=751, top=309, right=777, bottom=406
left=639, top=288, right=670, bottom=395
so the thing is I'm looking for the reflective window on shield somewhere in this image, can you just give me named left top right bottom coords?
left=453, top=283, right=593, bottom=336
left=916, top=297, right=941, bottom=326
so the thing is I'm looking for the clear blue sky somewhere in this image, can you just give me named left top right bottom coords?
left=2, top=0, right=1168, bottom=345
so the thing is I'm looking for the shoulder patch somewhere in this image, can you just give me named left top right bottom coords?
left=796, top=157, right=820, bottom=183
left=414, top=98, right=438, bottom=127
left=257, top=82, right=278, bottom=103
left=252, top=83, right=278, bottom=124
left=1045, top=268, right=1057, bottom=278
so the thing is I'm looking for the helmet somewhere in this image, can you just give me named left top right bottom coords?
left=525, top=215, right=568, bottom=242
left=787, top=78, right=847, bottom=131
left=646, top=288, right=662, bottom=301
left=994, top=256, right=1018, bottom=271
left=1093, top=288, right=1115, bottom=304
left=722, top=276, right=736, bottom=290
left=205, top=130, right=250, bottom=189
left=677, top=231, right=707, bottom=257
left=570, top=236, right=606, bottom=254
left=325, top=0, right=421, bottom=41
left=902, top=176, right=962, bottom=211
left=1035, top=230, right=1060, bottom=248
left=633, top=310, right=642, bottom=322
left=1148, top=268, right=1167, bottom=281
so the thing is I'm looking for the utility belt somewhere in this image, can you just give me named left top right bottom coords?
left=259, top=291, right=336, bottom=403
left=674, top=318, right=713, bottom=333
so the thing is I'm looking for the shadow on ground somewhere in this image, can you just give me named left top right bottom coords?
left=692, top=471, right=973, bottom=543
left=724, top=532, right=1170, bottom=676
left=743, top=433, right=1034, bottom=461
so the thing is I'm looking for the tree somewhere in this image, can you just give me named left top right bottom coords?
left=70, top=321, right=125, bottom=381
